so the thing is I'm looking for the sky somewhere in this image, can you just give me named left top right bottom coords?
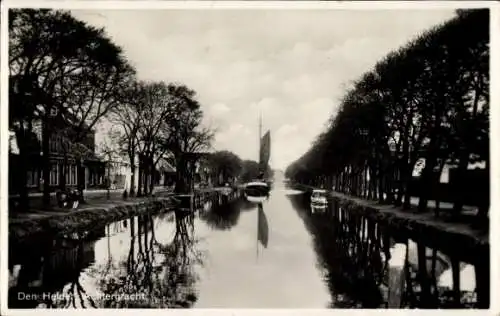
left=71, top=8, right=456, bottom=170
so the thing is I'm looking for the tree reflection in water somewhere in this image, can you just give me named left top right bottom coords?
left=57, top=242, right=99, bottom=309
left=198, top=200, right=242, bottom=231
left=84, top=210, right=203, bottom=308
left=287, top=193, right=482, bottom=309
left=10, top=237, right=98, bottom=309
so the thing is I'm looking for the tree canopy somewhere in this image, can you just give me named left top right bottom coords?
left=285, top=9, right=489, bottom=217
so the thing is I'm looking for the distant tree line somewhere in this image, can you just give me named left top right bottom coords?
left=285, top=9, right=489, bottom=220
left=9, top=9, right=213, bottom=210
left=202, top=150, right=273, bottom=186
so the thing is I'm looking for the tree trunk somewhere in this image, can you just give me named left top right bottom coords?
left=149, top=156, right=155, bottom=196
left=385, top=164, right=394, bottom=204
left=378, top=163, right=384, bottom=203
left=77, top=160, right=86, bottom=203
left=142, top=156, right=148, bottom=196
left=453, top=84, right=483, bottom=218
left=395, top=160, right=406, bottom=207
left=417, top=163, right=432, bottom=212
left=59, top=152, right=68, bottom=192
left=418, top=143, right=439, bottom=212
left=418, top=114, right=443, bottom=212
left=451, top=152, right=468, bottom=218
left=137, top=154, right=143, bottom=197
left=42, top=118, right=51, bottom=207
left=15, top=127, right=30, bottom=212
left=142, top=155, right=149, bottom=196
left=175, top=156, right=188, bottom=194
left=402, top=166, right=413, bottom=210
left=129, top=157, right=136, bottom=197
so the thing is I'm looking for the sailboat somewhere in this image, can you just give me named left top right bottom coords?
left=244, top=113, right=271, bottom=203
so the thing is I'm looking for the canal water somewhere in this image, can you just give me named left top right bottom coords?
left=8, top=181, right=488, bottom=309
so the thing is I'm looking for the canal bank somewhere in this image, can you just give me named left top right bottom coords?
left=293, top=183, right=490, bottom=308
left=9, top=197, right=176, bottom=247
left=292, top=184, right=489, bottom=262
left=9, top=187, right=243, bottom=247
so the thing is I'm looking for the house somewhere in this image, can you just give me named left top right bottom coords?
left=157, top=158, right=176, bottom=187
left=154, top=152, right=216, bottom=189
left=8, top=116, right=106, bottom=194
left=103, top=159, right=131, bottom=190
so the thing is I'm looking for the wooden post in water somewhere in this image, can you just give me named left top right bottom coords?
left=451, top=258, right=461, bottom=307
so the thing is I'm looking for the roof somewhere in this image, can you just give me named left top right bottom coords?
left=158, top=158, right=176, bottom=173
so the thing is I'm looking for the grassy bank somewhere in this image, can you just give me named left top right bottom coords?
left=9, top=197, right=176, bottom=246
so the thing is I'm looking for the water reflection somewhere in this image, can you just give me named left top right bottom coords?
left=9, top=210, right=203, bottom=309
left=91, top=211, right=202, bottom=308
left=9, top=233, right=100, bottom=308
left=198, top=200, right=242, bottom=231
left=8, top=186, right=488, bottom=309
left=257, top=203, right=269, bottom=249
left=287, top=193, right=488, bottom=309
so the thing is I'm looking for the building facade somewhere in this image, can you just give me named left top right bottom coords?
left=102, top=158, right=140, bottom=192
left=8, top=119, right=106, bottom=195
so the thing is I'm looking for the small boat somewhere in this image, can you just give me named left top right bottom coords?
left=311, top=189, right=328, bottom=206
left=244, top=180, right=270, bottom=197
left=245, top=193, right=268, bottom=204
left=311, top=204, right=327, bottom=213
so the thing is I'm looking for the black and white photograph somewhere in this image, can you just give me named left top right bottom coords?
left=1, top=0, right=494, bottom=312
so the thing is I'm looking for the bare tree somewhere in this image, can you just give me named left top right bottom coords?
left=108, top=82, right=146, bottom=196
left=134, top=81, right=172, bottom=196
left=161, top=84, right=214, bottom=194
left=9, top=9, right=136, bottom=207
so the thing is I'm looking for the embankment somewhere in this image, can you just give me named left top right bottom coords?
left=9, top=187, right=243, bottom=247
left=9, top=197, right=176, bottom=247
left=292, top=183, right=489, bottom=264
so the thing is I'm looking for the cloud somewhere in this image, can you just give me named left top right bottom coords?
left=73, top=9, right=456, bottom=169
left=210, top=102, right=231, bottom=117
left=276, top=124, right=299, bottom=137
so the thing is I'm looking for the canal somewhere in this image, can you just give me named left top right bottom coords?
left=8, top=181, right=487, bottom=309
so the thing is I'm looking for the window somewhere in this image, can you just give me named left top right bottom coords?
left=63, top=165, right=77, bottom=186
left=49, top=136, right=58, bottom=153
left=49, top=163, right=59, bottom=186
left=27, top=169, right=38, bottom=187
left=65, top=165, right=70, bottom=185
left=71, top=165, right=77, bottom=185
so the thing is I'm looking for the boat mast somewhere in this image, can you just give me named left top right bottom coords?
left=259, top=110, right=262, bottom=157
left=257, top=112, right=262, bottom=262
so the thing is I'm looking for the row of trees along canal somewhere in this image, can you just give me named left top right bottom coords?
left=285, top=10, right=489, bottom=221
left=9, top=9, right=272, bottom=211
